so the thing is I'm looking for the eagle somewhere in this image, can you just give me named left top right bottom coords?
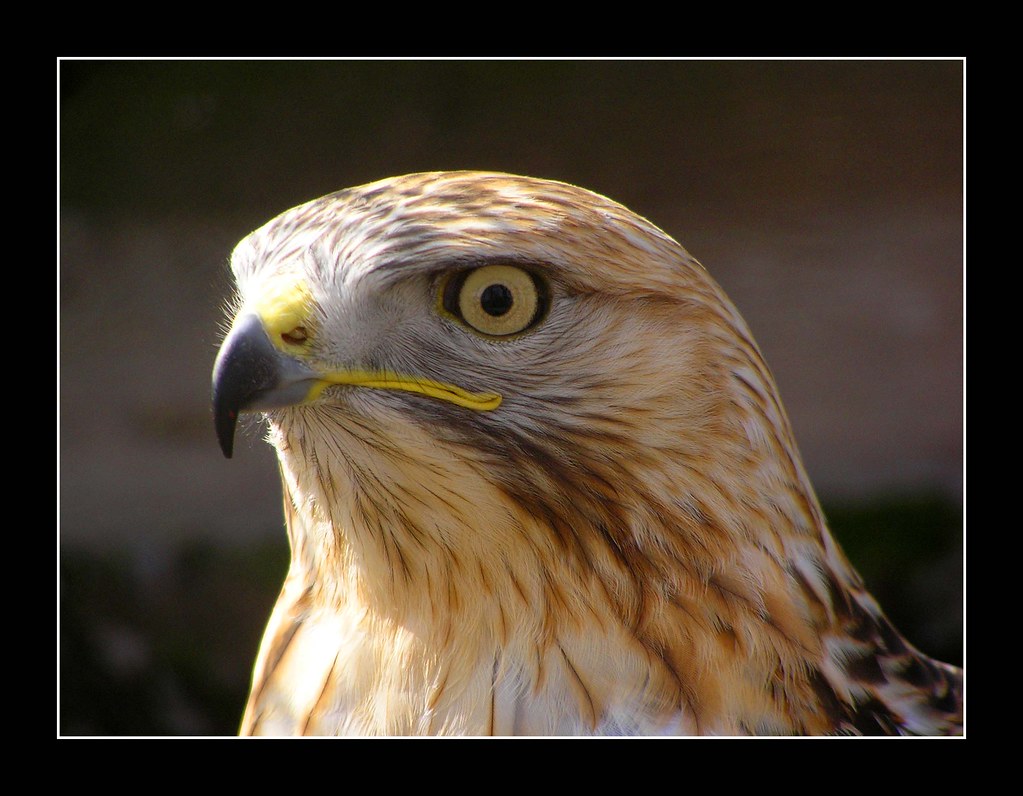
left=212, top=171, right=962, bottom=736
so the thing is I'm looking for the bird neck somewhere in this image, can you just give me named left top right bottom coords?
left=267, top=405, right=842, bottom=733
left=266, top=400, right=960, bottom=735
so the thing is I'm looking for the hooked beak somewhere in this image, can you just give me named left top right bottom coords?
left=212, top=307, right=503, bottom=459
left=211, top=313, right=320, bottom=458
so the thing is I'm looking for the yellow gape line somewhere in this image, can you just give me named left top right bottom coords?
left=307, top=371, right=502, bottom=411
left=252, top=275, right=502, bottom=411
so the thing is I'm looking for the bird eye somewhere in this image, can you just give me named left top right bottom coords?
left=441, top=265, right=547, bottom=338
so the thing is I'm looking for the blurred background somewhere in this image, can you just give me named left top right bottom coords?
left=58, top=59, right=964, bottom=736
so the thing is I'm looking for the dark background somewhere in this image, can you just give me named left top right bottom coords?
left=58, top=59, right=964, bottom=736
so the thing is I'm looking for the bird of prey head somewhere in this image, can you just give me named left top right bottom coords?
left=212, top=171, right=962, bottom=736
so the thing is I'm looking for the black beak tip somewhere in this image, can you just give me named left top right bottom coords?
left=212, top=313, right=279, bottom=460
left=213, top=313, right=306, bottom=460
left=213, top=373, right=239, bottom=458
left=214, top=403, right=237, bottom=459
left=212, top=341, right=243, bottom=460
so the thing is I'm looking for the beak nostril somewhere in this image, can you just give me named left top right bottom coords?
left=281, top=326, right=309, bottom=346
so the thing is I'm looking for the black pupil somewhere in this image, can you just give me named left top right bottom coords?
left=480, top=283, right=514, bottom=317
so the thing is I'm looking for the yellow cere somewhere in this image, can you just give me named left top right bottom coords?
left=253, top=274, right=317, bottom=353
left=306, top=371, right=502, bottom=411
